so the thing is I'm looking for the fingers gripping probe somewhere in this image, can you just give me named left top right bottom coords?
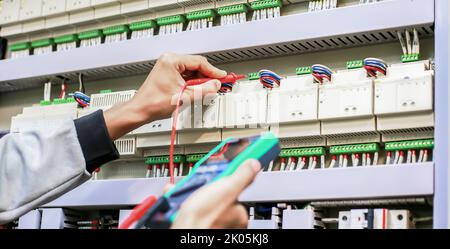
left=169, top=73, right=245, bottom=184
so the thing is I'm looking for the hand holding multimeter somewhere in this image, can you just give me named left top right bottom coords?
left=134, top=133, right=280, bottom=229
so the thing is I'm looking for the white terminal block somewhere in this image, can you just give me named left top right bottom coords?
left=0, top=0, right=21, bottom=25
left=282, top=209, right=323, bottom=229
left=388, top=210, right=415, bottom=229
left=225, top=80, right=268, bottom=128
left=319, top=68, right=375, bottom=135
left=338, top=211, right=351, bottom=229
left=19, top=0, right=43, bottom=21
left=374, top=60, right=434, bottom=131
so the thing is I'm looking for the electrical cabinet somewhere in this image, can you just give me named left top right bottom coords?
left=19, top=0, right=43, bottom=21
left=42, top=0, right=67, bottom=16
left=268, top=75, right=318, bottom=124
left=225, top=81, right=267, bottom=128
left=0, top=0, right=21, bottom=24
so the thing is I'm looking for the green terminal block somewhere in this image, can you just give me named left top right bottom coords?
left=330, top=143, right=379, bottom=155
left=100, top=89, right=113, bottom=94
left=145, top=155, right=186, bottom=165
left=54, top=34, right=79, bottom=44
left=401, top=54, right=420, bottom=63
left=103, top=25, right=130, bottom=36
left=385, top=139, right=434, bottom=151
left=157, top=15, right=186, bottom=26
left=129, top=20, right=157, bottom=31
left=78, top=30, right=104, bottom=40
left=279, top=147, right=325, bottom=157
left=250, top=0, right=282, bottom=10
left=296, top=66, right=312, bottom=75
left=9, top=42, right=31, bottom=52
left=346, top=60, right=364, bottom=69
left=39, top=100, right=52, bottom=106
left=31, top=38, right=54, bottom=48
left=186, top=154, right=207, bottom=163
left=217, top=4, right=248, bottom=16
left=186, top=9, right=216, bottom=21
left=248, top=72, right=260, bottom=80
left=52, top=98, right=69, bottom=105
left=65, top=98, right=76, bottom=104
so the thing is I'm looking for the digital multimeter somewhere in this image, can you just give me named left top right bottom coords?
left=135, top=132, right=281, bottom=229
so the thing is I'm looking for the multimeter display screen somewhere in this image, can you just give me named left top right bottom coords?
left=202, top=136, right=259, bottom=165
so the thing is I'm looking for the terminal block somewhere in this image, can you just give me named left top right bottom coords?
left=79, top=30, right=104, bottom=48
left=145, top=155, right=186, bottom=178
left=186, top=9, right=216, bottom=31
left=31, top=38, right=54, bottom=56
left=401, top=54, right=420, bottom=63
left=54, top=34, right=79, bottom=52
left=268, top=147, right=326, bottom=172
left=129, top=20, right=157, bottom=40
left=384, top=139, right=433, bottom=165
left=217, top=4, right=248, bottom=26
left=329, top=143, right=380, bottom=168
left=157, top=15, right=186, bottom=35
left=250, top=0, right=282, bottom=21
left=346, top=60, right=364, bottom=69
left=9, top=42, right=31, bottom=59
left=103, top=25, right=130, bottom=44
left=338, top=209, right=415, bottom=229
left=296, top=66, right=312, bottom=75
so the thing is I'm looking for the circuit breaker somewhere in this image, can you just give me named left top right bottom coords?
left=203, top=95, right=223, bottom=129
left=0, top=0, right=21, bottom=24
left=19, top=0, right=43, bottom=21
left=375, top=61, right=433, bottom=115
left=42, top=0, right=67, bottom=16
left=268, top=74, right=318, bottom=124
left=225, top=80, right=267, bottom=128
left=319, top=68, right=373, bottom=120
left=66, top=0, right=92, bottom=11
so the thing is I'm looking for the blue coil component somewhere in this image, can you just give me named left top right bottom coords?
left=258, top=69, right=282, bottom=88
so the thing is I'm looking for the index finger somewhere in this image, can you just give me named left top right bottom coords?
left=176, top=54, right=227, bottom=79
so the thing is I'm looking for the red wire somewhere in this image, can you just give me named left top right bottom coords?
left=118, top=195, right=157, bottom=229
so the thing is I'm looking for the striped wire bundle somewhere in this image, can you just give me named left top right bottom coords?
left=312, top=64, right=333, bottom=84
left=258, top=69, right=282, bottom=89
left=71, top=91, right=90, bottom=108
left=219, top=82, right=234, bottom=93
left=364, top=58, right=388, bottom=77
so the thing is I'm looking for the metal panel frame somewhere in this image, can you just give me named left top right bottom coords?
left=433, top=0, right=450, bottom=229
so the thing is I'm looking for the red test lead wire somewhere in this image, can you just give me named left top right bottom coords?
left=169, top=73, right=245, bottom=184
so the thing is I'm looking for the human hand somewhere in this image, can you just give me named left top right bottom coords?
left=171, top=159, right=261, bottom=229
left=104, top=53, right=226, bottom=140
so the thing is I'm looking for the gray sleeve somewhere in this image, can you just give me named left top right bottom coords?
left=0, top=119, right=91, bottom=224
